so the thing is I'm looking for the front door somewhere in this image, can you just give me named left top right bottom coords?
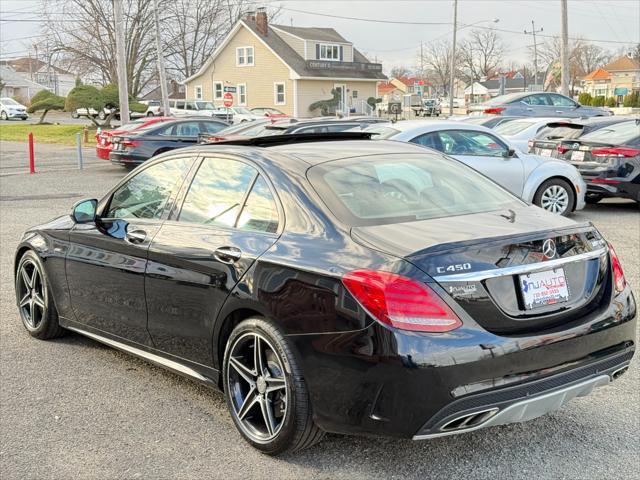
left=145, top=155, right=281, bottom=365
left=66, top=156, right=194, bottom=345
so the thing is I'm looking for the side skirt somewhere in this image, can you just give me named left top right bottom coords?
left=63, top=320, right=220, bottom=388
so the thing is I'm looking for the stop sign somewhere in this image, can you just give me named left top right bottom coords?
left=223, top=92, right=233, bottom=107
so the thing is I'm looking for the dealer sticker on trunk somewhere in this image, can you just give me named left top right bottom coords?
left=520, top=268, right=570, bottom=309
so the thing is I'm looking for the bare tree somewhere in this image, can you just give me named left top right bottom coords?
left=389, top=65, right=413, bottom=79
left=575, top=43, right=612, bottom=75
left=419, top=40, right=457, bottom=94
left=537, top=37, right=584, bottom=93
left=42, top=0, right=156, bottom=96
left=458, top=29, right=504, bottom=83
left=160, top=0, right=270, bottom=79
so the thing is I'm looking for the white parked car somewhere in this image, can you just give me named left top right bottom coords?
left=494, top=117, right=572, bottom=153
left=0, top=97, right=29, bottom=120
left=365, top=120, right=586, bottom=216
left=169, top=99, right=232, bottom=122
left=227, top=106, right=264, bottom=123
left=140, top=100, right=162, bottom=117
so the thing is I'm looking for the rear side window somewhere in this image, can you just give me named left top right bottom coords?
left=495, top=120, right=538, bottom=136
left=107, top=157, right=193, bottom=219
left=178, top=157, right=279, bottom=233
left=308, top=153, right=521, bottom=226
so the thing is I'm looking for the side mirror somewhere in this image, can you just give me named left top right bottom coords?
left=72, top=198, right=98, bottom=223
left=503, top=148, right=516, bottom=159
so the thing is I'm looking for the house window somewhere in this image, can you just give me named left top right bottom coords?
left=352, top=90, right=358, bottom=98
left=236, top=46, right=254, bottom=66
left=319, top=44, right=340, bottom=61
left=274, top=82, right=286, bottom=105
left=213, top=82, right=223, bottom=100
left=238, top=83, right=247, bottom=106
left=194, top=85, right=203, bottom=100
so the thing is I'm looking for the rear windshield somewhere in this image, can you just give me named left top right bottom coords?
left=494, top=119, right=539, bottom=135
left=535, top=124, right=583, bottom=140
left=217, top=120, right=268, bottom=135
left=579, top=120, right=640, bottom=144
left=308, top=153, right=521, bottom=226
left=484, top=93, right=525, bottom=105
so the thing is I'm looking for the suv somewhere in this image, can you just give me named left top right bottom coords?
left=0, top=97, right=29, bottom=120
left=169, top=100, right=231, bottom=121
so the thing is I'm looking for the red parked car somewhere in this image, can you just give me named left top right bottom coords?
left=95, top=116, right=173, bottom=159
left=249, top=107, right=288, bottom=119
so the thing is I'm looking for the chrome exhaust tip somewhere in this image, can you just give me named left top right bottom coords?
left=440, top=407, right=499, bottom=432
left=611, top=366, right=628, bottom=380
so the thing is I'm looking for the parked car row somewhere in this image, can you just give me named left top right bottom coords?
left=469, top=92, right=612, bottom=118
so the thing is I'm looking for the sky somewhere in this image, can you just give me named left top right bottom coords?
left=1, top=0, right=638, bottom=74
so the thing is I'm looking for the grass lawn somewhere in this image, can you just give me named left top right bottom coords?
left=0, top=124, right=97, bottom=146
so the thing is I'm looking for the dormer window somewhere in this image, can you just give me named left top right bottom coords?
left=318, top=44, right=341, bottom=61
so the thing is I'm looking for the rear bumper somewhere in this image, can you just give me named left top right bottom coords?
left=109, top=151, right=147, bottom=166
left=574, top=164, right=640, bottom=202
left=96, top=145, right=111, bottom=160
left=289, top=286, right=636, bottom=439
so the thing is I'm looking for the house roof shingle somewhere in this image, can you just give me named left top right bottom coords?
left=1, top=57, right=71, bottom=75
left=602, top=56, right=640, bottom=72
left=583, top=68, right=611, bottom=81
left=377, top=82, right=397, bottom=94
left=0, top=65, right=47, bottom=89
left=271, top=24, right=349, bottom=43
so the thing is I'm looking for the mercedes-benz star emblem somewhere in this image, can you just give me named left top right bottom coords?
left=572, top=143, right=580, bottom=149
left=542, top=239, right=557, bottom=259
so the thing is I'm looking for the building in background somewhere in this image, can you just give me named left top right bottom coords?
left=183, top=9, right=386, bottom=117
left=0, top=65, right=46, bottom=101
left=581, top=55, right=640, bottom=103
left=0, top=57, right=77, bottom=97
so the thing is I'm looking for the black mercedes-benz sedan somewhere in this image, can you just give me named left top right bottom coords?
left=14, top=133, right=636, bottom=455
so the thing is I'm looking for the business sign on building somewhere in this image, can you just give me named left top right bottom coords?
left=306, top=60, right=383, bottom=72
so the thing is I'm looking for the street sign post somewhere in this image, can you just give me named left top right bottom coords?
left=223, top=86, right=237, bottom=93
left=223, top=92, right=233, bottom=107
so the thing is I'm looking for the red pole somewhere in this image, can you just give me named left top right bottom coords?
left=28, top=132, right=35, bottom=174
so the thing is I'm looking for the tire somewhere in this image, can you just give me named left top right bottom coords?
left=1, top=111, right=7, bottom=120
left=21, top=117, right=27, bottom=121
left=71, top=111, right=79, bottom=119
left=533, top=178, right=575, bottom=216
left=15, top=250, right=66, bottom=340
left=223, top=318, right=324, bottom=455
left=585, top=194, right=603, bottom=204
left=147, top=111, right=154, bottom=117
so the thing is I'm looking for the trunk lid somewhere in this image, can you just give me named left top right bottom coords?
left=351, top=205, right=610, bottom=335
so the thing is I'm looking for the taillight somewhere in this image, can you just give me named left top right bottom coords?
left=592, top=147, right=640, bottom=158
left=483, top=107, right=505, bottom=115
left=591, top=178, right=620, bottom=184
left=608, top=243, right=626, bottom=293
left=527, top=139, right=534, bottom=150
left=122, top=139, right=140, bottom=148
left=557, top=144, right=568, bottom=154
left=342, top=270, right=462, bottom=332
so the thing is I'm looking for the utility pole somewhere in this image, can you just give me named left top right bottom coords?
left=113, top=0, right=130, bottom=123
left=448, top=0, right=458, bottom=115
left=524, top=20, right=543, bottom=89
left=153, top=0, right=170, bottom=116
left=560, top=0, right=570, bottom=95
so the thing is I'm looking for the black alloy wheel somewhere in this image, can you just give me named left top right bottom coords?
left=223, top=318, right=324, bottom=455
left=15, top=251, right=65, bottom=339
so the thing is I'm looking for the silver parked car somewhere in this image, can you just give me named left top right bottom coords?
left=365, top=120, right=586, bottom=216
left=469, top=92, right=611, bottom=118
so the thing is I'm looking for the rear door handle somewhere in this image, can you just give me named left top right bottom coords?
left=555, top=110, right=564, bottom=113
left=213, top=246, right=242, bottom=264
left=125, top=229, right=147, bottom=244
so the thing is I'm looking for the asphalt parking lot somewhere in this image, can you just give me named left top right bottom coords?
left=0, top=141, right=638, bottom=479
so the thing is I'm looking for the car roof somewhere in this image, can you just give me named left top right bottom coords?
left=177, top=138, right=430, bottom=170
left=381, top=119, right=493, bottom=135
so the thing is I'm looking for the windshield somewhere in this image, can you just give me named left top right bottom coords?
left=1, top=98, right=19, bottom=105
left=424, top=99, right=437, bottom=106
left=363, top=124, right=401, bottom=139
left=495, top=119, right=539, bottom=135
left=233, top=107, right=253, bottom=115
left=579, top=120, right=640, bottom=144
left=308, top=153, right=521, bottom=226
left=195, top=101, right=215, bottom=110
